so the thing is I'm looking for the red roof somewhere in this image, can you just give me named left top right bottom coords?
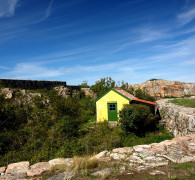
left=133, top=98, right=157, bottom=106
left=114, top=88, right=137, bottom=100
left=114, top=88, right=157, bottom=106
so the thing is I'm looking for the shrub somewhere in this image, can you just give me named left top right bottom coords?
left=78, top=122, right=121, bottom=155
left=119, top=104, right=157, bottom=135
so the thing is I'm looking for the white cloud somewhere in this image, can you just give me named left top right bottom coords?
left=178, top=8, right=195, bottom=26
left=0, top=0, right=18, bottom=18
left=45, top=0, right=55, bottom=18
left=0, top=66, right=9, bottom=70
left=2, top=63, right=63, bottom=80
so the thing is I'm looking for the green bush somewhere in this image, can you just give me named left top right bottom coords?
left=119, top=104, right=157, bottom=135
left=134, top=88, right=156, bottom=102
left=78, top=122, right=122, bottom=155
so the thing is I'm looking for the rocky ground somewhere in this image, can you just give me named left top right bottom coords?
left=0, top=134, right=195, bottom=180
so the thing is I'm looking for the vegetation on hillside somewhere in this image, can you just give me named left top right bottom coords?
left=169, top=98, right=195, bottom=108
left=0, top=77, right=172, bottom=167
left=90, top=77, right=156, bottom=101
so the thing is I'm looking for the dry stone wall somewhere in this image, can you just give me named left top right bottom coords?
left=157, top=97, right=195, bottom=137
left=0, top=79, right=67, bottom=89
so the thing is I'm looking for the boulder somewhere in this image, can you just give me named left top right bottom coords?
left=27, top=162, right=51, bottom=177
left=49, top=158, right=73, bottom=168
left=91, top=168, right=111, bottom=177
left=90, top=150, right=110, bottom=160
left=47, top=172, right=76, bottom=180
left=5, top=161, right=29, bottom=176
left=112, top=147, right=133, bottom=154
left=149, top=170, right=165, bottom=175
left=0, top=167, right=6, bottom=174
left=110, top=153, right=126, bottom=160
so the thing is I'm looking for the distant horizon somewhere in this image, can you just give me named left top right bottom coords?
left=0, top=0, right=195, bottom=85
left=0, top=77, right=194, bottom=86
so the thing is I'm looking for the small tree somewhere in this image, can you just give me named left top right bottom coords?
left=91, top=77, right=116, bottom=97
left=80, top=80, right=89, bottom=88
left=119, top=104, right=156, bottom=135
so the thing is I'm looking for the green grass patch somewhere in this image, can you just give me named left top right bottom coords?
left=174, top=163, right=195, bottom=170
left=169, top=98, right=195, bottom=108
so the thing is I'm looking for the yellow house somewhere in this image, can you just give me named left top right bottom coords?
left=95, top=88, right=157, bottom=122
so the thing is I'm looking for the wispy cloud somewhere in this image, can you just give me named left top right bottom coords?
left=2, top=63, right=63, bottom=80
left=178, top=8, right=195, bottom=26
left=0, top=0, right=19, bottom=18
left=45, top=0, right=55, bottom=18
left=0, top=66, right=9, bottom=70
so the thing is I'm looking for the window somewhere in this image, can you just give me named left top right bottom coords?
left=110, top=104, right=116, bottom=110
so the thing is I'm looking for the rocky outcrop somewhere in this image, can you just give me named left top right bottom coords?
left=92, top=134, right=195, bottom=167
left=157, top=97, right=195, bottom=137
left=130, top=79, right=195, bottom=98
left=48, top=158, right=73, bottom=168
left=0, top=135, right=195, bottom=179
left=81, top=88, right=96, bottom=98
left=27, top=162, right=51, bottom=177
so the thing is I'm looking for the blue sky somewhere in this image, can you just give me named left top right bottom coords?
left=0, top=0, right=195, bottom=85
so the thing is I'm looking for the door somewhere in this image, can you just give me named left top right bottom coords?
left=107, top=103, right=117, bottom=121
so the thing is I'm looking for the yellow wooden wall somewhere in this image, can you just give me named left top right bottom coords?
left=96, top=90, right=129, bottom=122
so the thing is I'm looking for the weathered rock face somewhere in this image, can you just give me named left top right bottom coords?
left=90, top=134, right=195, bottom=173
left=130, top=79, right=195, bottom=98
left=81, top=88, right=96, bottom=98
left=157, top=97, right=195, bottom=137
left=5, top=161, right=29, bottom=176
left=27, top=162, right=51, bottom=177
left=49, top=158, right=73, bottom=168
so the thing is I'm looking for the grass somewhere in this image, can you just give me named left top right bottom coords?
left=174, top=163, right=195, bottom=170
left=72, top=156, right=99, bottom=174
left=169, top=98, right=195, bottom=108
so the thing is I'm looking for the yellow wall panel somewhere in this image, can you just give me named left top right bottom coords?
left=96, top=90, right=129, bottom=122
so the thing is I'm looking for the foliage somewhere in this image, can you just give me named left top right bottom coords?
left=91, top=77, right=156, bottom=102
left=134, top=88, right=156, bottom=102
left=119, top=104, right=158, bottom=135
left=0, top=86, right=170, bottom=167
left=174, top=163, right=195, bottom=170
left=169, top=98, right=195, bottom=108
left=0, top=80, right=5, bottom=88
left=90, top=77, right=116, bottom=97
left=78, top=122, right=122, bottom=155
left=148, top=78, right=160, bottom=81
left=121, top=127, right=173, bottom=147
left=79, top=80, right=89, bottom=88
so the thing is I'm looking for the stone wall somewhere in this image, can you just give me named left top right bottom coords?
left=0, top=79, right=67, bottom=89
left=157, top=97, right=195, bottom=137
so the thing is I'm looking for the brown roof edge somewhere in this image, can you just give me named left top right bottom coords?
left=133, top=98, right=157, bottom=106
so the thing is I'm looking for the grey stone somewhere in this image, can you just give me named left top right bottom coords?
left=27, top=162, right=51, bottom=177
left=112, top=147, right=133, bottom=154
left=47, top=172, right=75, bottom=180
left=49, top=158, right=73, bottom=167
left=6, top=161, right=29, bottom=176
left=90, top=150, right=110, bottom=160
left=149, top=170, right=165, bottom=176
left=119, top=166, right=125, bottom=173
left=136, top=165, right=151, bottom=172
left=110, top=153, right=126, bottom=160
left=91, top=168, right=111, bottom=176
